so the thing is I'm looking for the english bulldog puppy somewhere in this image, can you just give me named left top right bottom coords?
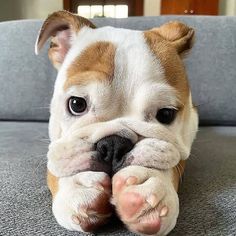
left=35, top=11, right=198, bottom=236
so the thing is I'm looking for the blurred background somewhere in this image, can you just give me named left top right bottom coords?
left=0, top=0, right=235, bottom=22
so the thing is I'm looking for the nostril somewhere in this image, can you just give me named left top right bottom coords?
left=101, top=145, right=112, bottom=163
left=95, top=135, right=134, bottom=168
left=96, top=142, right=113, bottom=163
left=112, top=138, right=134, bottom=169
left=100, top=144, right=108, bottom=156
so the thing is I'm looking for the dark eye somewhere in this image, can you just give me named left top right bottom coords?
left=156, top=108, right=177, bottom=125
left=68, top=96, right=87, bottom=116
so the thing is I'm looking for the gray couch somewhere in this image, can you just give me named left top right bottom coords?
left=0, top=16, right=236, bottom=236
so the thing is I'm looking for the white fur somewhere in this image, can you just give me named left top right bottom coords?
left=46, top=24, right=198, bottom=235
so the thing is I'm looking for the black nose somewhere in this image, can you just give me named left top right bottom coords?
left=95, top=135, right=134, bottom=172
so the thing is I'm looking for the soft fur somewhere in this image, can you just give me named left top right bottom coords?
left=36, top=11, right=198, bottom=236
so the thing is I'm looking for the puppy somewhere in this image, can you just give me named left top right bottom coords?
left=35, top=11, right=198, bottom=236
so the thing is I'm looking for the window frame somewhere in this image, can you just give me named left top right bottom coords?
left=63, top=0, right=143, bottom=17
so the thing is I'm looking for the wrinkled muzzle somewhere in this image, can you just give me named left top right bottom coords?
left=47, top=118, right=189, bottom=177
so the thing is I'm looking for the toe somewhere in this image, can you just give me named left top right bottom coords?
left=113, top=177, right=126, bottom=195
left=132, top=217, right=161, bottom=235
left=160, top=205, right=169, bottom=217
left=118, top=192, right=144, bottom=220
left=113, top=176, right=138, bottom=195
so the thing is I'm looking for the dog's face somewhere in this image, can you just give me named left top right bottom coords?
left=36, top=11, right=198, bottom=177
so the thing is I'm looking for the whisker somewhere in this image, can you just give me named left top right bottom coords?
left=38, top=139, right=50, bottom=144
left=178, top=162, right=184, bottom=173
left=35, top=154, right=47, bottom=158
left=32, top=158, right=47, bottom=176
left=192, top=100, right=211, bottom=109
left=187, top=152, right=198, bottom=161
left=32, top=107, right=50, bottom=110
left=192, top=139, right=212, bottom=144
left=175, top=165, right=183, bottom=185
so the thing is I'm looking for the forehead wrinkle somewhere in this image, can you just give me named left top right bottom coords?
left=64, top=41, right=116, bottom=90
left=136, top=82, right=180, bottom=108
left=112, top=32, right=165, bottom=104
left=60, top=26, right=141, bottom=87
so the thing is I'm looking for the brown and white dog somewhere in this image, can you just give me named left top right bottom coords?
left=35, top=11, right=198, bottom=236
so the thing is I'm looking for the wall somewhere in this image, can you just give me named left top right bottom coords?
left=0, top=0, right=63, bottom=21
left=0, top=0, right=160, bottom=22
left=0, top=0, right=20, bottom=21
left=144, top=0, right=161, bottom=16
left=219, top=0, right=236, bottom=15
left=19, top=0, right=63, bottom=19
left=1, top=0, right=236, bottom=22
left=144, top=0, right=236, bottom=16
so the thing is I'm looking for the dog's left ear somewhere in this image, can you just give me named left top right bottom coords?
left=146, top=21, right=195, bottom=56
left=35, top=10, right=95, bottom=69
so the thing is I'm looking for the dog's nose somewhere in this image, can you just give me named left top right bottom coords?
left=95, top=135, right=134, bottom=171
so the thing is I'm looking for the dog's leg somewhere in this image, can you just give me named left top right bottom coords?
left=47, top=170, right=112, bottom=232
left=47, top=170, right=59, bottom=198
left=112, top=161, right=185, bottom=236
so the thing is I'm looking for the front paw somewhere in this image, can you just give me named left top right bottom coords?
left=52, top=171, right=112, bottom=232
left=112, top=166, right=179, bottom=236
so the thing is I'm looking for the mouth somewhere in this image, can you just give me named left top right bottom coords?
left=47, top=118, right=186, bottom=178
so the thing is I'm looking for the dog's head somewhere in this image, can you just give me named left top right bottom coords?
left=36, top=11, right=198, bottom=177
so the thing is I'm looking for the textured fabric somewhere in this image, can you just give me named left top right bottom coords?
left=0, top=16, right=236, bottom=124
left=0, top=121, right=235, bottom=235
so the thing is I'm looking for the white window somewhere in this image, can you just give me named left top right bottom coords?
left=77, top=4, right=128, bottom=18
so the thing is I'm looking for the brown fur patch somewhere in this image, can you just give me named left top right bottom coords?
left=156, top=21, right=194, bottom=55
left=64, top=41, right=116, bottom=90
left=144, top=30, right=190, bottom=107
left=37, top=10, right=95, bottom=51
left=36, top=11, right=96, bottom=69
left=47, top=170, right=59, bottom=198
left=172, top=160, right=186, bottom=191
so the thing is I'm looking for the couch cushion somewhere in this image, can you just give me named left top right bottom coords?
left=0, top=20, right=56, bottom=121
left=1, top=16, right=236, bottom=125
left=0, top=121, right=235, bottom=235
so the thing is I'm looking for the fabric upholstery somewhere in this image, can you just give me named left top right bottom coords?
left=0, top=16, right=236, bottom=124
left=0, top=121, right=235, bottom=235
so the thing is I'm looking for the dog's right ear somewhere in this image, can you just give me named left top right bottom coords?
left=35, top=10, right=95, bottom=70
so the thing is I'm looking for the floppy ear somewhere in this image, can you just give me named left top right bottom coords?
left=35, top=10, right=96, bottom=70
left=148, top=21, right=194, bottom=56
